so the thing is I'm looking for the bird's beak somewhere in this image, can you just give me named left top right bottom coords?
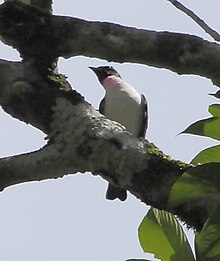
left=89, top=66, right=97, bottom=72
left=89, top=67, right=101, bottom=77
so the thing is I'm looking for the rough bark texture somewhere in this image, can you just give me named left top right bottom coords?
left=0, top=1, right=219, bottom=231
left=1, top=2, right=220, bottom=85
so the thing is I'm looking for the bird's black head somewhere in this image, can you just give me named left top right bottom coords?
left=89, top=66, right=121, bottom=83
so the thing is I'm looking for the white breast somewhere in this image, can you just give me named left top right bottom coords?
left=103, top=78, right=143, bottom=137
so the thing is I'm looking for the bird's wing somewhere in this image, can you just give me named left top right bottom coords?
left=99, top=97, right=127, bottom=201
left=99, top=97, right=105, bottom=115
left=138, top=94, right=148, bottom=137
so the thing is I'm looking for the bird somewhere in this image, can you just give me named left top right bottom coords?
left=89, top=66, right=148, bottom=201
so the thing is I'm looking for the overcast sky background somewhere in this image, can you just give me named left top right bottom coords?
left=0, top=1, right=219, bottom=260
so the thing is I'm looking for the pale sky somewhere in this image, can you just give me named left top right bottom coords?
left=0, top=1, right=219, bottom=260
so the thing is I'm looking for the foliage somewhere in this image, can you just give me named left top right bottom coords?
left=195, top=206, right=220, bottom=261
left=136, top=103, right=220, bottom=261
left=138, top=208, right=195, bottom=261
left=182, top=104, right=220, bottom=141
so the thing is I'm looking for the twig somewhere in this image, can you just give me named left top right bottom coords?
left=166, top=0, right=220, bottom=42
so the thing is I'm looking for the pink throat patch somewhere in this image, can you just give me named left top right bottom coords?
left=103, top=75, right=121, bottom=87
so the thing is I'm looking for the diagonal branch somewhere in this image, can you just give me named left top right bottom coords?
left=0, top=92, right=206, bottom=231
left=0, top=57, right=215, bottom=231
left=166, top=0, right=220, bottom=42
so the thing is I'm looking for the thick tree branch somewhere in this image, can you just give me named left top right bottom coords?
left=56, top=20, right=220, bottom=86
left=5, top=0, right=52, bottom=13
left=166, top=0, right=220, bottom=42
left=0, top=59, right=61, bottom=133
left=1, top=2, right=220, bottom=85
left=0, top=56, right=214, bottom=231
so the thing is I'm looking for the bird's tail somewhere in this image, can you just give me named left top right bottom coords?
left=106, top=183, right=127, bottom=201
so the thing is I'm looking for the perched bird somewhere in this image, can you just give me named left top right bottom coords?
left=89, top=66, right=148, bottom=201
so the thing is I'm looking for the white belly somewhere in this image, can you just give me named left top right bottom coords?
left=104, top=90, right=142, bottom=137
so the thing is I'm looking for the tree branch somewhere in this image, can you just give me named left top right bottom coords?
left=166, top=0, right=220, bottom=42
left=1, top=2, right=220, bottom=86
left=55, top=17, right=220, bottom=86
left=0, top=59, right=61, bottom=133
left=0, top=56, right=213, bottom=231
left=4, top=0, right=52, bottom=13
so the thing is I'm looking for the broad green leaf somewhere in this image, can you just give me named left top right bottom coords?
left=138, top=208, right=195, bottom=261
left=188, top=162, right=220, bottom=182
left=195, top=205, right=220, bottom=261
left=191, top=145, right=220, bottom=165
left=210, top=104, right=220, bottom=117
left=182, top=104, right=220, bottom=141
left=168, top=172, right=215, bottom=207
left=168, top=163, right=220, bottom=208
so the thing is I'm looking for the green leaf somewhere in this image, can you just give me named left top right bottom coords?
left=182, top=104, right=220, bottom=141
left=191, top=145, right=220, bottom=165
left=138, top=208, right=195, bottom=261
left=195, top=205, right=220, bottom=261
left=210, top=104, right=220, bottom=117
left=168, top=172, right=213, bottom=208
left=168, top=163, right=220, bottom=208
